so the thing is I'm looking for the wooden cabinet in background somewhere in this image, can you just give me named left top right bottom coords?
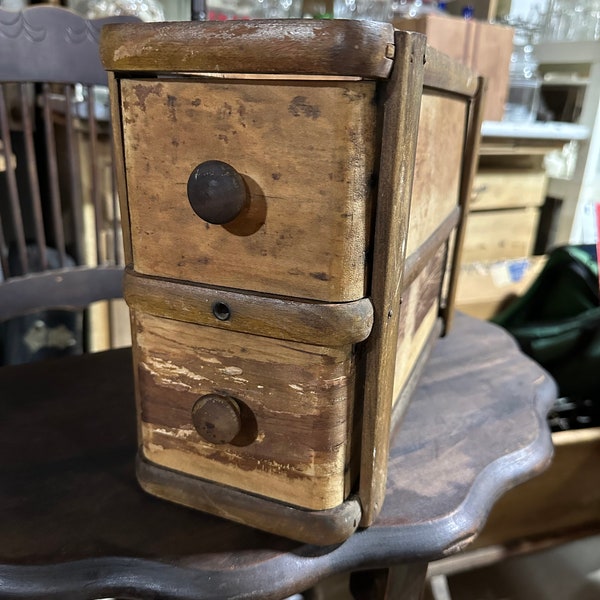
left=455, top=129, right=576, bottom=320
left=393, top=13, right=513, bottom=122
left=462, top=156, right=548, bottom=264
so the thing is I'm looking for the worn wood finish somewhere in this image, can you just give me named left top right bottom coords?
left=101, top=19, right=396, bottom=79
left=442, top=77, right=486, bottom=332
left=137, top=455, right=363, bottom=546
left=108, top=72, right=133, bottom=266
left=120, top=77, right=377, bottom=302
left=124, top=269, right=373, bottom=347
left=357, top=30, right=427, bottom=527
left=133, top=310, right=356, bottom=510
left=421, top=45, right=479, bottom=98
left=407, top=94, right=466, bottom=257
left=0, top=314, right=556, bottom=599
left=357, top=39, right=479, bottom=527
left=403, top=207, right=459, bottom=290
left=393, top=245, right=446, bottom=407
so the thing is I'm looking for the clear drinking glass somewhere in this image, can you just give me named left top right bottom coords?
left=504, top=22, right=542, bottom=123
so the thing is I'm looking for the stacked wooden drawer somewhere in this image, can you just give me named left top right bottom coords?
left=463, top=156, right=547, bottom=263
left=457, top=153, right=548, bottom=319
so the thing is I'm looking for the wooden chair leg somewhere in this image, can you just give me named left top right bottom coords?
left=350, top=563, right=428, bottom=600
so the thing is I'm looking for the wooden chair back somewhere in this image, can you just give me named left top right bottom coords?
left=0, top=6, right=140, bottom=323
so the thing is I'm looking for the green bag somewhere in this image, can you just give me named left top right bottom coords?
left=492, top=245, right=600, bottom=401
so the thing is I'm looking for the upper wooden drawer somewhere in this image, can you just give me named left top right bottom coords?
left=120, top=77, right=378, bottom=302
left=471, top=169, right=547, bottom=211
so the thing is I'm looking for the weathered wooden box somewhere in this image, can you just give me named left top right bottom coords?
left=101, top=19, right=483, bottom=545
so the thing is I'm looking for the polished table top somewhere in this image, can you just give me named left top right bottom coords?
left=0, top=314, right=556, bottom=599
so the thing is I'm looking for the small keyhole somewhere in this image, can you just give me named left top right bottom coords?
left=212, top=301, right=231, bottom=321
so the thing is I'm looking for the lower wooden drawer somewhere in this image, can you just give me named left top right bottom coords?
left=133, top=310, right=356, bottom=511
left=462, top=208, right=539, bottom=263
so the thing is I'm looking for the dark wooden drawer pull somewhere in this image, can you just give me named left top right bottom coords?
left=187, top=160, right=249, bottom=225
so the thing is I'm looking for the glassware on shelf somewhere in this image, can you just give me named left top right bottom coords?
left=503, top=20, right=542, bottom=123
left=540, top=0, right=600, bottom=42
left=208, top=0, right=302, bottom=19
left=70, top=0, right=166, bottom=21
left=389, top=0, right=442, bottom=18
left=333, top=0, right=393, bottom=21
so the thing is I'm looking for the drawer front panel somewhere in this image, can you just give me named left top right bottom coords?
left=462, top=207, right=539, bottom=263
left=133, top=311, right=356, bottom=510
left=121, top=78, right=378, bottom=302
left=472, top=169, right=547, bottom=210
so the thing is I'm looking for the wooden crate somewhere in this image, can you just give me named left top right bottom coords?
left=102, top=19, right=483, bottom=545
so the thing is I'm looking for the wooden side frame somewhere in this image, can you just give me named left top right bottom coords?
left=358, top=30, right=428, bottom=526
left=359, top=47, right=486, bottom=526
left=443, top=75, right=486, bottom=332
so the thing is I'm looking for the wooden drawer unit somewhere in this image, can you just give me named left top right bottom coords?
left=102, top=19, right=483, bottom=544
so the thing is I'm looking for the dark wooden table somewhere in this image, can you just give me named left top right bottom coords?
left=0, top=314, right=556, bottom=599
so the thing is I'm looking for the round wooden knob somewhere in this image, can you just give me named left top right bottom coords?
left=187, top=160, right=248, bottom=224
left=192, top=394, right=242, bottom=445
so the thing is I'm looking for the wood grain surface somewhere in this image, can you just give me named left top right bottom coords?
left=101, top=19, right=396, bottom=78
left=407, top=93, right=466, bottom=257
left=133, top=310, right=356, bottom=510
left=120, top=77, right=377, bottom=302
left=124, top=268, right=373, bottom=347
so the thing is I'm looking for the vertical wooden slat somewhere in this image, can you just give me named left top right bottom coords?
left=0, top=84, right=28, bottom=275
left=107, top=72, right=133, bottom=266
left=109, top=134, right=121, bottom=265
left=64, top=85, right=85, bottom=266
left=358, top=31, right=427, bottom=526
left=20, top=82, right=47, bottom=271
left=42, top=82, right=67, bottom=267
left=86, top=85, right=103, bottom=265
left=0, top=85, right=11, bottom=277
left=442, top=76, right=486, bottom=332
